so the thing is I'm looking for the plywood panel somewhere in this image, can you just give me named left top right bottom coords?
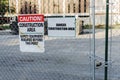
left=23, top=0, right=26, bottom=14
left=25, top=0, right=28, bottom=14
left=86, top=0, right=90, bottom=13
left=81, top=0, right=84, bottom=13
left=39, top=0, right=42, bottom=13
left=70, top=0, right=74, bottom=13
left=18, top=0, right=39, bottom=14
left=10, top=0, right=17, bottom=13
left=17, top=0, right=90, bottom=14
left=78, top=0, right=81, bottom=13
left=44, top=0, right=49, bottom=14
left=49, top=0, right=54, bottom=14
left=53, top=0, right=59, bottom=13
left=18, top=0, right=21, bottom=13
left=34, top=0, right=39, bottom=14
left=65, top=0, right=69, bottom=13
left=41, top=0, right=44, bottom=14
left=21, top=0, right=24, bottom=14
left=28, top=0, right=32, bottom=14
left=58, top=0, right=63, bottom=13
left=74, top=0, right=79, bottom=13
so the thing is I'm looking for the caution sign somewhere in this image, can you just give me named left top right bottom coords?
left=48, top=17, right=76, bottom=37
left=18, top=14, right=45, bottom=52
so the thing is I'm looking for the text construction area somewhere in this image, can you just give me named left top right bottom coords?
left=48, top=17, right=76, bottom=37
left=18, top=14, right=45, bottom=53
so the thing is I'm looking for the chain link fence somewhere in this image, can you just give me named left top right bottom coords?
left=0, top=0, right=93, bottom=80
left=108, top=0, right=120, bottom=79
left=1, top=0, right=120, bottom=80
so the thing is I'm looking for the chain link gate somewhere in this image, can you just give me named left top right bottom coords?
left=93, top=0, right=120, bottom=80
left=107, top=0, right=120, bottom=79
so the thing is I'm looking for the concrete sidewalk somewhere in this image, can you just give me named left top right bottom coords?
left=0, top=29, right=12, bottom=35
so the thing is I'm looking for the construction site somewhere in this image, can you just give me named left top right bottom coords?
left=0, top=0, right=120, bottom=80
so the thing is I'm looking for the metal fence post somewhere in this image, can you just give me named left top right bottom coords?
left=105, top=0, right=109, bottom=80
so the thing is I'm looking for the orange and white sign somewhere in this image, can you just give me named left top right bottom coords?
left=18, top=14, right=45, bottom=53
left=18, top=14, right=44, bottom=22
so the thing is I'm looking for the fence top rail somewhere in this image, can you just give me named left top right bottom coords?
left=44, top=13, right=90, bottom=17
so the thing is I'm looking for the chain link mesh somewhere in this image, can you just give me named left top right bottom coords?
left=0, top=0, right=93, bottom=80
left=108, top=0, right=120, bottom=79
left=2, top=0, right=120, bottom=80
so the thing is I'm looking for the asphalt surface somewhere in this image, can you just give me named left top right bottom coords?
left=0, top=29, right=120, bottom=80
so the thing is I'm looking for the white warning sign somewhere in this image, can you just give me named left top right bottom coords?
left=48, top=17, right=76, bottom=37
left=18, top=14, right=45, bottom=52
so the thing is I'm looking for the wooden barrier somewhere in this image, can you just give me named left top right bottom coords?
left=49, top=0, right=54, bottom=14
left=16, top=0, right=90, bottom=14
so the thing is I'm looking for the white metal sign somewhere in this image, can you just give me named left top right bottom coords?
left=18, top=14, right=45, bottom=52
left=48, top=17, right=76, bottom=37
